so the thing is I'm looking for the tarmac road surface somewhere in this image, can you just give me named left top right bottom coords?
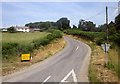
left=3, top=36, right=91, bottom=83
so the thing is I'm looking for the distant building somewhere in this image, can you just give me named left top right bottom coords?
left=2, top=28, right=7, bottom=32
left=29, top=28, right=43, bottom=32
left=33, top=28, right=41, bottom=31
left=15, top=26, right=30, bottom=32
left=118, top=1, right=120, bottom=14
left=2, top=26, right=43, bottom=32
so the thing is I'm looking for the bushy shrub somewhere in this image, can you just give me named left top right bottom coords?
left=109, top=34, right=120, bottom=47
left=48, top=29, right=63, bottom=38
left=113, top=34, right=120, bottom=46
left=2, top=43, right=19, bottom=55
left=47, top=34, right=56, bottom=41
left=95, top=38, right=105, bottom=45
left=39, top=38, right=50, bottom=46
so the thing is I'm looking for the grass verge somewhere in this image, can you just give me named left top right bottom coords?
left=66, top=35, right=119, bottom=82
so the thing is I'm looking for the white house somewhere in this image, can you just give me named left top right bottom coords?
left=2, top=28, right=7, bottom=32
left=15, top=26, right=30, bottom=32
left=29, top=28, right=42, bottom=32
left=33, top=28, right=41, bottom=31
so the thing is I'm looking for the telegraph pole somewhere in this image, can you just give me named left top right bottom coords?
left=101, top=6, right=110, bottom=66
left=118, top=1, right=120, bottom=14
left=105, top=6, right=108, bottom=66
left=106, top=6, right=108, bottom=43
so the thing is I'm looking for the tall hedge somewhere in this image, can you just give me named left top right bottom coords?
left=64, top=29, right=106, bottom=45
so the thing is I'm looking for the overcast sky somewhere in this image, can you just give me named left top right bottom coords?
left=1, top=1, right=118, bottom=28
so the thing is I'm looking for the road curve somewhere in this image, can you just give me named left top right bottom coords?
left=3, top=36, right=91, bottom=83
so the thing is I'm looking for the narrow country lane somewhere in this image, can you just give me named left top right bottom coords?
left=3, top=36, right=91, bottom=83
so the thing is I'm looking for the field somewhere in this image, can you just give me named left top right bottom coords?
left=2, top=32, right=48, bottom=45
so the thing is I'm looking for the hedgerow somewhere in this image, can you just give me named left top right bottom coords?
left=64, top=29, right=106, bottom=45
left=2, top=30, right=63, bottom=61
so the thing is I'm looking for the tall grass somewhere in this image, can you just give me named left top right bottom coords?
left=2, top=32, right=48, bottom=45
left=107, top=46, right=120, bottom=78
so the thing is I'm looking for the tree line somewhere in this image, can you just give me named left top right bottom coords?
left=25, top=14, right=120, bottom=46
left=24, top=14, right=120, bottom=34
left=25, top=17, right=70, bottom=31
left=7, top=14, right=120, bottom=41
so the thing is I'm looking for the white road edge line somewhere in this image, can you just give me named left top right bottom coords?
left=76, top=46, right=79, bottom=51
left=61, top=69, right=77, bottom=82
left=42, top=76, right=51, bottom=83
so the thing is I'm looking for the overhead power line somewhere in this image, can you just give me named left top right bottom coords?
left=84, top=10, right=105, bottom=21
left=108, top=6, right=120, bottom=9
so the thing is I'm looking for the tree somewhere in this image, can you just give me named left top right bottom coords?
left=25, top=21, right=57, bottom=30
left=25, top=17, right=70, bottom=31
left=98, top=24, right=107, bottom=32
left=114, top=14, right=120, bottom=46
left=78, top=19, right=85, bottom=30
left=7, top=26, right=16, bottom=33
left=86, top=21, right=96, bottom=31
left=78, top=19, right=96, bottom=31
left=56, top=17, right=70, bottom=30
left=115, top=14, right=120, bottom=33
left=108, top=21, right=116, bottom=35
left=73, top=25, right=77, bottom=29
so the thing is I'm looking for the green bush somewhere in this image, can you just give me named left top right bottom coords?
left=32, top=39, right=42, bottom=49
left=48, top=29, right=63, bottom=38
left=39, top=38, right=50, bottom=46
left=109, top=34, right=120, bottom=47
left=114, top=34, right=120, bottom=46
left=95, top=38, right=105, bottom=45
left=2, top=43, right=19, bottom=55
left=47, top=34, right=56, bottom=41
